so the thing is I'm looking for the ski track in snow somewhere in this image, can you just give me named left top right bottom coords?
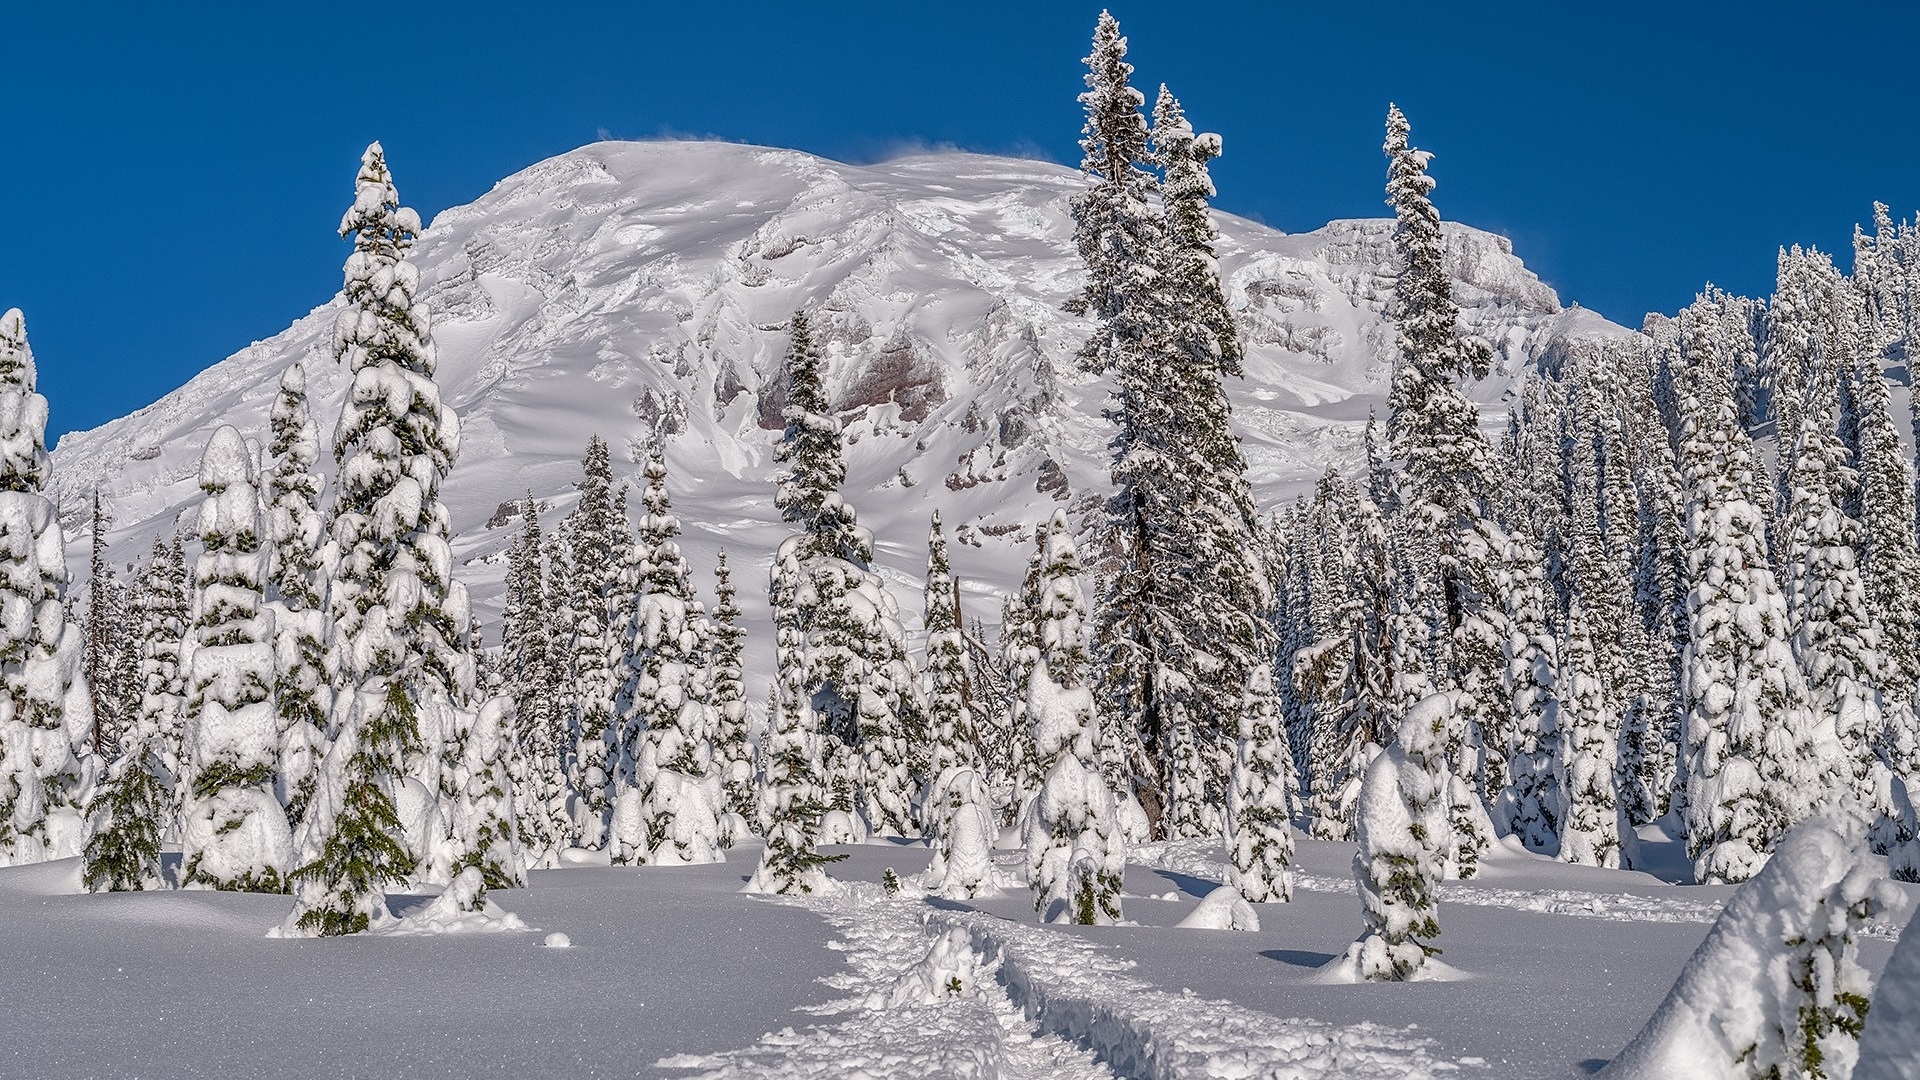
left=1129, top=841, right=1911, bottom=940
left=657, top=882, right=1113, bottom=1080
left=661, top=881, right=1470, bottom=1080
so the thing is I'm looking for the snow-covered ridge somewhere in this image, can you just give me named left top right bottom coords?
left=48, top=139, right=1627, bottom=650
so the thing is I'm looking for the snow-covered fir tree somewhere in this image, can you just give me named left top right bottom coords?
left=767, top=311, right=921, bottom=837
left=1559, top=592, right=1624, bottom=869
left=501, top=495, right=571, bottom=865
left=922, top=511, right=975, bottom=783
left=1782, top=369, right=1891, bottom=824
left=1677, top=292, right=1838, bottom=885
left=1133, top=83, right=1275, bottom=840
left=288, top=143, right=485, bottom=934
left=179, top=426, right=293, bottom=892
left=448, top=697, right=523, bottom=889
left=708, top=550, right=753, bottom=839
left=265, top=362, right=329, bottom=827
left=1494, top=530, right=1565, bottom=854
left=1021, top=511, right=1124, bottom=925
left=1228, top=661, right=1295, bottom=903
left=748, top=546, right=841, bottom=895
left=132, top=535, right=190, bottom=822
left=0, top=308, right=97, bottom=866
left=994, top=527, right=1048, bottom=822
left=83, top=491, right=130, bottom=758
left=1379, top=104, right=1504, bottom=880
left=562, top=435, right=623, bottom=848
left=612, top=447, right=720, bottom=865
left=1345, top=691, right=1452, bottom=982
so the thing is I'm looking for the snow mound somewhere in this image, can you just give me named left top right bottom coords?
left=1312, top=942, right=1469, bottom=984
left=1174, top=885, right=1260, bottom=931
left=1601, top=816, right=1906, bottom=1080
left=381, top=869, right=534, bottom=937
left=1858, top=909, right=1920, bottom=1080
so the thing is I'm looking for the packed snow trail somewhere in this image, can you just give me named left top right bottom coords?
left=666, top=881, right=1471, bottom=1080
left=658, top=882, right=1113, bottom=1080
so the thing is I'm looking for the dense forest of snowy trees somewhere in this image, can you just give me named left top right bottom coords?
left=0, top=16, right=1904, bottom=1008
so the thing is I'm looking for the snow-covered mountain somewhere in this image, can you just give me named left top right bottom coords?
left=49, top=139, right=1626, bottom=645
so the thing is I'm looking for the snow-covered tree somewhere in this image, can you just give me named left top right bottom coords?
left=562, top=435, right=623, bottom=847
left=922, top=511, right=975, bottom=785
left=1228, top=661, right=1295, bottom=903
left=1559, top=592, right=1624, bottom=868
left=1344, top=691, right=1452, bottom=982
left=501, top=495, right=569, bottom=866
left=709, top=550, right=753, bottom=839
left=994, top=528, right=1048, bottom=821
left=1021, top=512, right=1124, bottom=925
left=768, top=312, right=920, bottom=837
left=447, top=696, right=523, bottom=889
left=289, top=143, right=478, bottom=934
left=747, top=544, right=841, bottom=895
left=611, top=447, right=720, bottom=865
left=132, top=536, right=190, bottom=822
left=924, top=765, right=998, bottom=899
left=0, top=308, right=97, bottom=866
left=1677, top=293, right=1838, bottom=885
left=82, top=685, right=168, bottom=892
left=83, top=492, right=130, bottom=759
left=180, top=426, right=293, bottom=892
left=1604, top=816, right=1897, bottom=1080
left=1494, top=530, right=1564, bottom=853
left=265, top=362, right=329, bottom=827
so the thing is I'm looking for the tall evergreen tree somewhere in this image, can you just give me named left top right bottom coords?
left=563, top=435, right=623, bottom=847
left=1676, top=292, right=1837, bottom=885
left=84, top=491, right=129, bottom=759
left=767, top=312, right=920, bottom=837
left=1494, top=531, right=1565, bottom=854
left=287, top=144, right=477, bottom=934
left=747, top=540, right=841, bottom=895
left=1558, top=592, right=1624, bottom=868
left=134, top=536, right=191, bottom=823
left=501, top=495, right=569, bottom=865
left=1380, top=104, right=1503, bottom=880
left=0, top=308, right=97, bottom=866
left=265, top=362, right=330, bottom=827
left=180, top=426, right=293, bottom=892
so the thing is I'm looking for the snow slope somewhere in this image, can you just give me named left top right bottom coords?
left=46, top=139, right=1625, bottom=657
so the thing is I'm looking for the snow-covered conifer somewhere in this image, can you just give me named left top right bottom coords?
left=449, top=696, right=523, bottom=889
left=747, top=543, right=841, bottom=895
left=709, top=550, right=753, bottom=840
left=1228, top=661, right=1295, bottom=903
left=83, top=492, right=130, bottom=758
left=922, top=511, right=975, bottom=785
left=1677, top=293, right=1835, bottom=885
left=0, top=308, right=97, bottom=866
left=1344, top=691, right=1452, bottom=982
left=1559, top=593, right=1624, bottom=868
left=563, top=435, right=622, bottom=847
left=265, top=362, right=329, bottom=826
left=501, top=496, right=570, bottom=865
left=289, top=143, right=480, bottom=933
left=924, top=765, right=998, bottom=899
left=1604, top=817, right=1897, bottom=1080
left=1495, top=531, right=1564, bottom=853
left=612, top=447, right=720, bottom=865
left=180, top=425, right=293, bottom=892
left=1021, top=512, right=1124, bottom=925
left=769, top=312, right=920, bottom=837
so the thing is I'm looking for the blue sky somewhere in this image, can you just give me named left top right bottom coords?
left=4, top=2, right=1914, bottom=442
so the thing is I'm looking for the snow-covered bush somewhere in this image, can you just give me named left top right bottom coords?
left=1340, top=691, right=1452, bottom=982
left=1020, top=513, right=1124, bottom=925
left=923, top=765, right=998, bottom=899
left=1602, top=816, right=1901, bottom=1080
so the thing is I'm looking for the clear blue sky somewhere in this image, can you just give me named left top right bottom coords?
left=5, top=2, right=1914, bottom=442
